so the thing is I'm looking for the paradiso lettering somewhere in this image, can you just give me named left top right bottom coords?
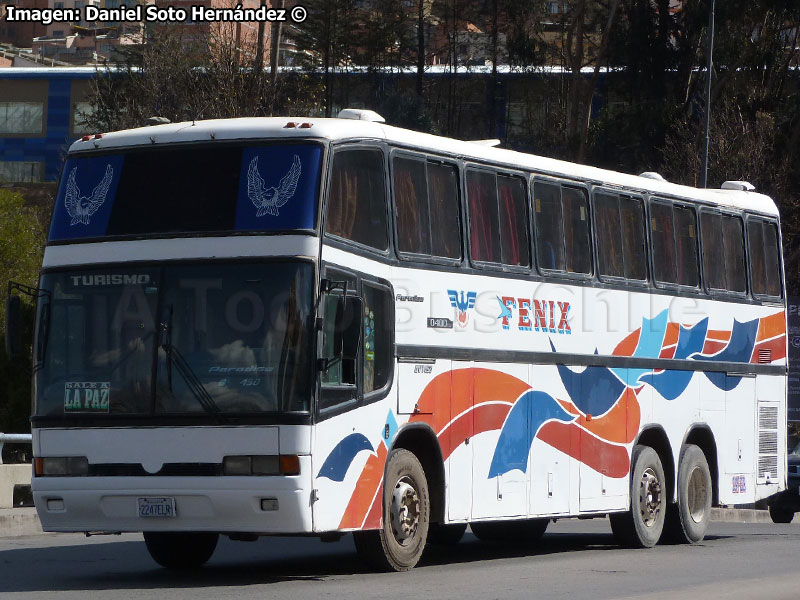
left=497, top=295, right=571, bottom=335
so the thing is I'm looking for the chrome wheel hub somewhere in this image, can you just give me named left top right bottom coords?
left=390, top=478, right=420, bottom=544
left=638, top=467, right=662, bottom=527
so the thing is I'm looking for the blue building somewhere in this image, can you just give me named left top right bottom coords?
left=0, top=67, right=96, bottom=183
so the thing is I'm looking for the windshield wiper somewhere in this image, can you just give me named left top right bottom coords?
left=160, top=305, right=221, bottom=417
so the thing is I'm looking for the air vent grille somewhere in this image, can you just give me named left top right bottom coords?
left=757, top=403, right=780, bottom=483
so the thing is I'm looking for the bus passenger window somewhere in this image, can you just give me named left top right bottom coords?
left=594, top=192, right=624, bottom=278
left=498, top=175, right=530, bottom=267
left=651, top=202, right=677, bottom=284
left=674, top=205, right=699, bottom=287
left=427, top=162, right=461, bottom=259
left=620, top=196, right=647, bottom=280
left=393, top=157, right=431, bottom=255
left=700, top=212, right=725, bottom=290
left=722, top=215, right=746, bottom=293
left=534, top=181, right=564, bottom=271
left=362, top=283, right=392, bottom=394
left=467, top=170, right=501, bottom=263
left=749, top=220, right=782, bottom=297
left=326, top=149, right=388, bottom=251
left=562, top=187, right=591, bottom=274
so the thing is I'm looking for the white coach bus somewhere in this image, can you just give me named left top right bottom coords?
left=8, top=109, right=787, bottom=571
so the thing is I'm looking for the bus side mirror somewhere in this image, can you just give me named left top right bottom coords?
left=5, top=294, right=22, bottom=358
left=335, top=296, right=362, bottom=362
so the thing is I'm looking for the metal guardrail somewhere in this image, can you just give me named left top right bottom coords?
left=0, top=434, right=32, bottom=465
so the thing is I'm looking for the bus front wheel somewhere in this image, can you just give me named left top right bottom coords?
left=353, top=448, right=430, bottom=571
left=610, top=445, right=666, bottom=548
left=143, top=532, right=218, bottom=569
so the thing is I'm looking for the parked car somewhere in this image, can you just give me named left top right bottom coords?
left=768, top=440, right=800, bottom=523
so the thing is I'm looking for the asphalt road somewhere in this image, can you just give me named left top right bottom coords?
left=1, top=519, right=798, bottom=600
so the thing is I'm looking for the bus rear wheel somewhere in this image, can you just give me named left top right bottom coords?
left=353, top=448, right=430, bottom=571
left=610, top=445, right=665, bottom=548
left=664, top=444, right=712, bottom=543
left=143, top=532, right=218, bottom=569
left=470, top=518, right=548, bottom=542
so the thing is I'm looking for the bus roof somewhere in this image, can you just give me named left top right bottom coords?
left=69, top=116, right=779, bottom=218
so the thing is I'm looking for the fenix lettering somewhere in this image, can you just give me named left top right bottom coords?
left=497, top=296, right=571, bottom=334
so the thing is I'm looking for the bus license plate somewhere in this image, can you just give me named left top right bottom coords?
left=137, top=497, right=176, bottom=518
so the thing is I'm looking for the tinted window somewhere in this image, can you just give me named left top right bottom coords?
left=534, top=181, right=564, bottom=271
left=393, top=157, right=430, bottom=255
left=498, top=175, right=530, bottom=267
left=562, top=187, right=591, bottom=274
left=748, top=219, right=782, bottom=297
left=674, top=205, right=699, bottom=287
left=701, top=212, right=746, bottom=293
left=651, top=201, right=697, bottom=287
left=427, top=162, right=462, bottom=259
left=620, top=196, right=647, bottom=280
left=594, top=192, right=625, bottom=278
left=326, top=149, right=388, bottom=251
left=467, top=170, right=501, bottom=263
left=363, top=283, right=392, bottom=394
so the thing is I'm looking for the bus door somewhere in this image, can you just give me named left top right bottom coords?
left=471, top=362, right=528, bottom=520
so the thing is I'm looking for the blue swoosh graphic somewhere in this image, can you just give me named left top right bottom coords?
left=695, top=318, right=759, bottom=391
left=612, top=310, right=669, bottom=385
left=639, top=319, right=708, bottom=400
left=488, top=390, right=575, bottom=478
left=556, top=362, right=627, bottom=417
left=316, top=433, right=374, bottom=481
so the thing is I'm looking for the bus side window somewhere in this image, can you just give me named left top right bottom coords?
left=651, top=201, right=677, bottom=285
left=362, top=282, right=392, bottom=395
left=674, top=205, right=699, bottom=287
left=594, top=191, right=624, bottom=279
left=325, top=149, right=389, bottom=251
left=427, top=162, right=462, bottom=260
left=700, top=212, right=725, bottom=290
left=393, top=157, right=431, bottom=255
left=748, top=219, right=782, bottom=298
left=534, top=181, right=564, bottom=271
left=722, top=215, right=746, bottom=293
left=497, top=175, right=530, bottom=267
left=619, top=196, right=647, bottom=280
left=562, top=187, right=591, bottom=274
left=467, top=170, right=501, bottom=263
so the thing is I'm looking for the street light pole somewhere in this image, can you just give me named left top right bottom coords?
left=700, top=0, right=715, bottom=188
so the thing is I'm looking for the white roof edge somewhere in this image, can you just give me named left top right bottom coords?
left=67, top=116, right=780, bottom=218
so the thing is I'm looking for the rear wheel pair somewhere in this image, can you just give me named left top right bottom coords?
left=611, top=444, right=711, bottom=547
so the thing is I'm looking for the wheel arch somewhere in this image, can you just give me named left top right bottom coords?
left=682, top=424, right=719, bottom=506
left=389, top=422, right=446, bottom=524
left=634, top=425, right=675, bottom=504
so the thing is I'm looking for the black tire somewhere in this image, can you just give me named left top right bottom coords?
left=663, top=444, right=712, bottom=544
left=427, top=522, right=467, bottom=545
left=143, top=532, right=218, bottom=569
left=769, top=503, right=795, bottom=524
left=610, top=445, right=666, bottom=548
left=352, top=448, right=430, bottom=571
left=470, top=518, right=548, bottom=542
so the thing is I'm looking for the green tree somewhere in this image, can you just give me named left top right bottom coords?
left=0, top=190, right=46, bottom=437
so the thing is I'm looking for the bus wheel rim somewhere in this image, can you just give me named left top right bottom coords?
left=390, top=477, right=420, bottom=544
left=687, top=466, right=707, bottom=523
left=639, top=467, right=661, bottom=527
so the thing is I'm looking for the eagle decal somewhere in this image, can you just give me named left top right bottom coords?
left=247, top=154, right=301, bottom=217
left=448, top=289, right=477, bottom=329
left=64, top=165, right=113, bottom=226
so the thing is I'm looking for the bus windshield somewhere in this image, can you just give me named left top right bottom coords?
left=34, top=262, right=315, bottom=417
left=48, top=142, right=323, bottom=242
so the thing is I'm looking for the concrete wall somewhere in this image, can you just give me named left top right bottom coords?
left=0, top=464, right=31, bottom=509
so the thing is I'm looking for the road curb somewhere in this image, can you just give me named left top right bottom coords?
left=0, top=508, right=43, bottom=537
left=0, top=506, right=793, bottom=538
